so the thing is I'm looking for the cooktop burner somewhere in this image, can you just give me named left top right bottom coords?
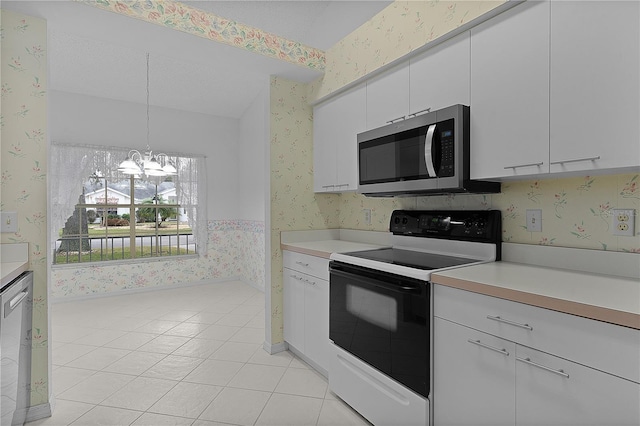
left=342, top=248, right=478, bottom=270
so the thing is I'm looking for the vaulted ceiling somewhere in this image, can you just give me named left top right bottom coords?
left=2, top=1, right=392, bottom=118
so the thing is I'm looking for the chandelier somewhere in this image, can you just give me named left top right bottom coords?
left=118, top=53, right=177, bottom=178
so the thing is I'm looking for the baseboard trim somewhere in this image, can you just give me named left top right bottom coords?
left=263, top=340, right=287, bottom=355
left=51, top=276, right=250, bottom=303
left=26, top=400, right=53, bottom=423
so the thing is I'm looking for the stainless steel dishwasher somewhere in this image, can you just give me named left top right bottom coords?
left=1, top=271, right=33, bottom=426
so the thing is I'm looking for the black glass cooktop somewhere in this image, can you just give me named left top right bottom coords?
left=343, top=248, right=478, bottom=270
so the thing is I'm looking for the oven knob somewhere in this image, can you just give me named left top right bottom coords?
left=475, top=219, right=485, bottom=229
left=402, top=217, right=408, bottom=225
left=394, top=217, right=401, bottom=225
left=464, top=219, right=473, bottom=228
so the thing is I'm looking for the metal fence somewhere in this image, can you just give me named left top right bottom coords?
left=54, top=233, right=194, bottom=264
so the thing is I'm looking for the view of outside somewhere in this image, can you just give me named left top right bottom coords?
left=54, top=175, right=194, bottom=264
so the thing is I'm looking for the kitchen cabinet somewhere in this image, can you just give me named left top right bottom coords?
left=410, top=32, right=470, bottom=115
left=313, top=85, right=366, bottom=193
left=433, top=284, right=640, bottom=425
left=282, top=251, right=330, bottom=375
left=470, top=0, right=550, bottom=180
left=365, top=63, right=410, bottom=130
left=549, top=0, right=640, bottom=174
left=516, top=346, right=640, bottom=426
left=434, top=317, right=515, bottom=426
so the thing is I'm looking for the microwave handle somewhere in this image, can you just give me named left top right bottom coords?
left=424, top=124, right=437, bottom=177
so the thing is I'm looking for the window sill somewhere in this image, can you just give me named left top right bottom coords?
left=51, top=253, right=199, bottom=269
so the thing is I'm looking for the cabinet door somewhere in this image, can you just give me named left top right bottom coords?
left=335, top=85, right=366, bottom=192
left=470, top=1, right=550, bottom=180
left=550, top=1, right=640, bottom=173
left=283, top=268, right=305, bottom=351
left=410, top=32, right=470, bottom=114
left=434, top=317, right=516, bottom=426
left=313, top=98, right=338, bottom=192
left=366, top=63, right=410, bottom=129
left=313, top=85, right=366, bottom=193
left=516, top=346, right=640, bottom=426
left=304, top=276, right=330, bottom=372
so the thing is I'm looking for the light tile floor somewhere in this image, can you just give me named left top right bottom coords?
left=32, top=281, right=371, bottom=426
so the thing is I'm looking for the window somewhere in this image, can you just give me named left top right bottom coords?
left=51, top=143, right=207, bottom=265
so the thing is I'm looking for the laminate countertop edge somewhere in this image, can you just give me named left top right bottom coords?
left=432, top=267, right=640, bottom=330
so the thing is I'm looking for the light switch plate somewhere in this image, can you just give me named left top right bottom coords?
left=526, top=209, right=542, bottom=232
left=1, top=211, right=18, bottom=233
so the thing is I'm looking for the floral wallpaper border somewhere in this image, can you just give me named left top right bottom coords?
left=78, top=0, right=326, bottom=71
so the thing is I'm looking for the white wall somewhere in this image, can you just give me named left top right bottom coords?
left=237, top=87, right=268, bottom=222
left=49, top=90, right=240, bottom=219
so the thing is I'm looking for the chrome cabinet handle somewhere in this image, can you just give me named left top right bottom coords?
left=486, top=315, right=533, bottom=331
left=467, top=339, right=509, bottom=356
left=386, top=115, right=406, bottom=124
left=517, top=357, right=570, bottom=379
left=504, top=162, right=544, bottom=169
left=321, top=185, right=335, bottom=189
left=295, top=261, right=310, bottom=267
left=289, top=274, right=315, bottom=286
left=335, top=183, right=350, bottom=188
left=425, top=124, right=437, bottom=177
left=550, top=156, right=600, bottom=165
left=407, top=108, right=431, bottom=118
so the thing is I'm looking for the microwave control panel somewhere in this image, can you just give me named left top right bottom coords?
left=437, top=119, right=455, bottom=177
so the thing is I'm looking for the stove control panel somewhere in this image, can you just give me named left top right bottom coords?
left=389, top=210, right=501, bottom=243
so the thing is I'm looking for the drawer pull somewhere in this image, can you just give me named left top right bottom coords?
left=486, top=315, right=533, bottom=331
left=504, top=162, right=544, bottom=169
left=295, top=261, right=310, bottom=267
left=467, top=339, right=509, bottom=356
left=289, top=274, right=315, bottom=286
left=386, top=115, right=406, bottom=124
left=517, top=357, right=570, bottom=379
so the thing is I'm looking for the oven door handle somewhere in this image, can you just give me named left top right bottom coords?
left=330, top=269, right=423, bottom=294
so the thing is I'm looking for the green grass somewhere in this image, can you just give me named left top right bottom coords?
left=60, top=223, right=192, bottom=238
left=55, top=245, right=192, bottom=264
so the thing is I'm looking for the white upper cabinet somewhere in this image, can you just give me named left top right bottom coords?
left=313, top=85, right=366, bottom=193
left=549, top=1, right=640, bottom=174
left=365, top=63, right=410, bottom=130
left=470, top=1, right=551, bottom=180
left=410, top=32, right=471, bottom=115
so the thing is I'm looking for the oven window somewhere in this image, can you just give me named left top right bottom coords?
left=330, top=263, right=429, bottom=398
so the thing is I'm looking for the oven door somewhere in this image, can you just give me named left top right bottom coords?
left=329, top=261, right=429, bottom=398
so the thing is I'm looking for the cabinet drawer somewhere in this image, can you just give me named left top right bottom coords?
left=434, top=284, right=640, bottom=383
left=283, top=251, right=329, bottom=281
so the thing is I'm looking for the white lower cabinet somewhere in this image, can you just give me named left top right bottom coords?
left=515, top=346, right=640, bottom=426
left=434, top=285, right=640, bottom=426
left=282, top=251, right=330, bottom=375
left=434, top=317, right=515, bottom=426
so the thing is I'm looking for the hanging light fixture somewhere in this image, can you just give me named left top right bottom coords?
left=117, top=53, right=177, bottom=178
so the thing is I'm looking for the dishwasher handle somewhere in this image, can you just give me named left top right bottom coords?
left=10, top=290, right=29, bottom=310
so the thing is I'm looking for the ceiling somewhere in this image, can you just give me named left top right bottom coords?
left=2, top=0, right=392, bottom=118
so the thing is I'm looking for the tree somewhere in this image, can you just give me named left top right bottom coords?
left=58, top=193, right=91, bottom=253
left=87, top=209, right=97, bottom=224
left=136, top=196, right=177, bottom=226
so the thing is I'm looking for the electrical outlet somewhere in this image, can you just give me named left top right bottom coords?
left=612, top=209, right=635, bottom=236
left=526, top=209, right=542, bottom=232
left=363, top=209, right=372, bottom=225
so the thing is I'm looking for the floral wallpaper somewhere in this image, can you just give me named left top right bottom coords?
left=0, top=9, right=49, bottom=407
left=79, top=0, right=325, bottom=71
left=269, top=76, right=341, bottom=343
left=337, top=174, right=640, bottom=253
left=51, top=219, right=265, bottom=298
left=309, top=0, right=505, bottom=101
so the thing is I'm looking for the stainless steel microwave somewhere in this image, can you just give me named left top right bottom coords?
left=357, top=104, right=500, bottom=196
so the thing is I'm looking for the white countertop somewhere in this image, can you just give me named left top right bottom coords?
left=432, top=261, right=640, bottom=329
left=1, top=243, right=29, bottom=289
left=280, top=229, right=390, bottom=259
left=281, top=239, right=387, bottom=259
